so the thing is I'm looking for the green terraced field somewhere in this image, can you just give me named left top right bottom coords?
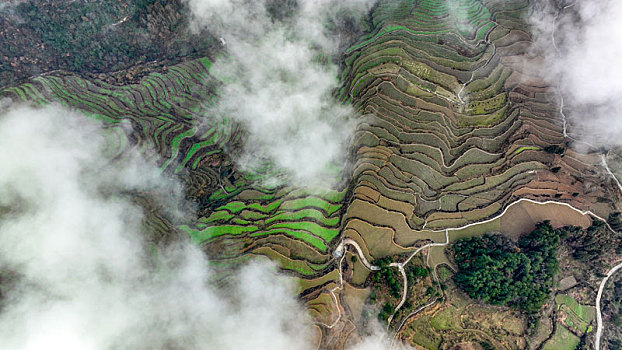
left=182, top=188, right=345, bottom=252
left=3, top=58, right=232, bottom=174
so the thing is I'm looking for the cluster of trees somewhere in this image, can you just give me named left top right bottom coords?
left=370, top=256, right=432, bottom=301
left=406, top=264, right=429, bottom=283
left=371, top=257, right=400, bottom=299
left=603, top=278, right=622, bottom=349
left=565, top=220, right=620, bottom=266
left=452, top=221, right=564, bottom=313
left=370, top=256, right=433, bottom=321
left=377, top=301, right=394, bottom=322
left=14, top=1, right=150, bottom=72
left=561, top=218, right=622, bottom=281
left=608, top=212, right=622, bottom=232
left=611, top=279, right=622, bottom=325
left=369, top=257, right=396, bottom=321
left=2, top=0, right=218, bottom=84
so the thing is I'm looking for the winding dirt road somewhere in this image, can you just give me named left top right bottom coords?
left=325, top=196, right=618, bottom=343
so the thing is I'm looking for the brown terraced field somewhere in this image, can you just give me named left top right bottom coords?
left=336, top=0, right=621, bottom=346
left=2, top=0, right=622, bottom=348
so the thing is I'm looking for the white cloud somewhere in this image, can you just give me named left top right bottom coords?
left=445, top=0, right=474, bottom=34
left=531, top=0, right=622, bottom=146
left=186, top=0, right=375, bottom=186
left=0, top=2, right=16, bottom=13
left=0, top=105, right=314, bottom=350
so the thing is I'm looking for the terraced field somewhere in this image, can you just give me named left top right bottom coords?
left=334, top=0, right=622, bottom=346
left=3, top=0, right=622, bottom=348
left=2, top=58, right=229, bottom=169
left=339, top=0, right=620, bottom=260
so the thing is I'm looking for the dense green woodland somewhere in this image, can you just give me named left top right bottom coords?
left=566, top=219, right=622, bottom=267
left=452, top=221, right=565, bottom=313
left=453, top=219, right=622, bottom=314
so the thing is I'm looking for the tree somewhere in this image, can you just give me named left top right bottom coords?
left=451, top=222, right=563, bottom=312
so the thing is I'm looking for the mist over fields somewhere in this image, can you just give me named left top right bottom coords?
left=531, top=0, right=622, bottom=147
left=186, top=0, right=375, bottom=186
left=0, top=105, right=318, bottom=350
left=0, top=103, right=407, bottom=349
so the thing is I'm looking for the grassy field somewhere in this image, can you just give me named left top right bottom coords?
left=399, top=277, right=527, bottom=349
left=556, top=294, right=595, bottom=333
left=542, top=325, right=580, bottom=350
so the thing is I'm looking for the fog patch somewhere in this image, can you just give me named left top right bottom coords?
left=530, top=0, right=622, bottom=147
left=0, top=105, right=314, bottom=350
left=445, top=0, right=475, bottom=34
left=0, top=2, right=18, bottom=13
left=186, top=0, right=375, bottom=187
